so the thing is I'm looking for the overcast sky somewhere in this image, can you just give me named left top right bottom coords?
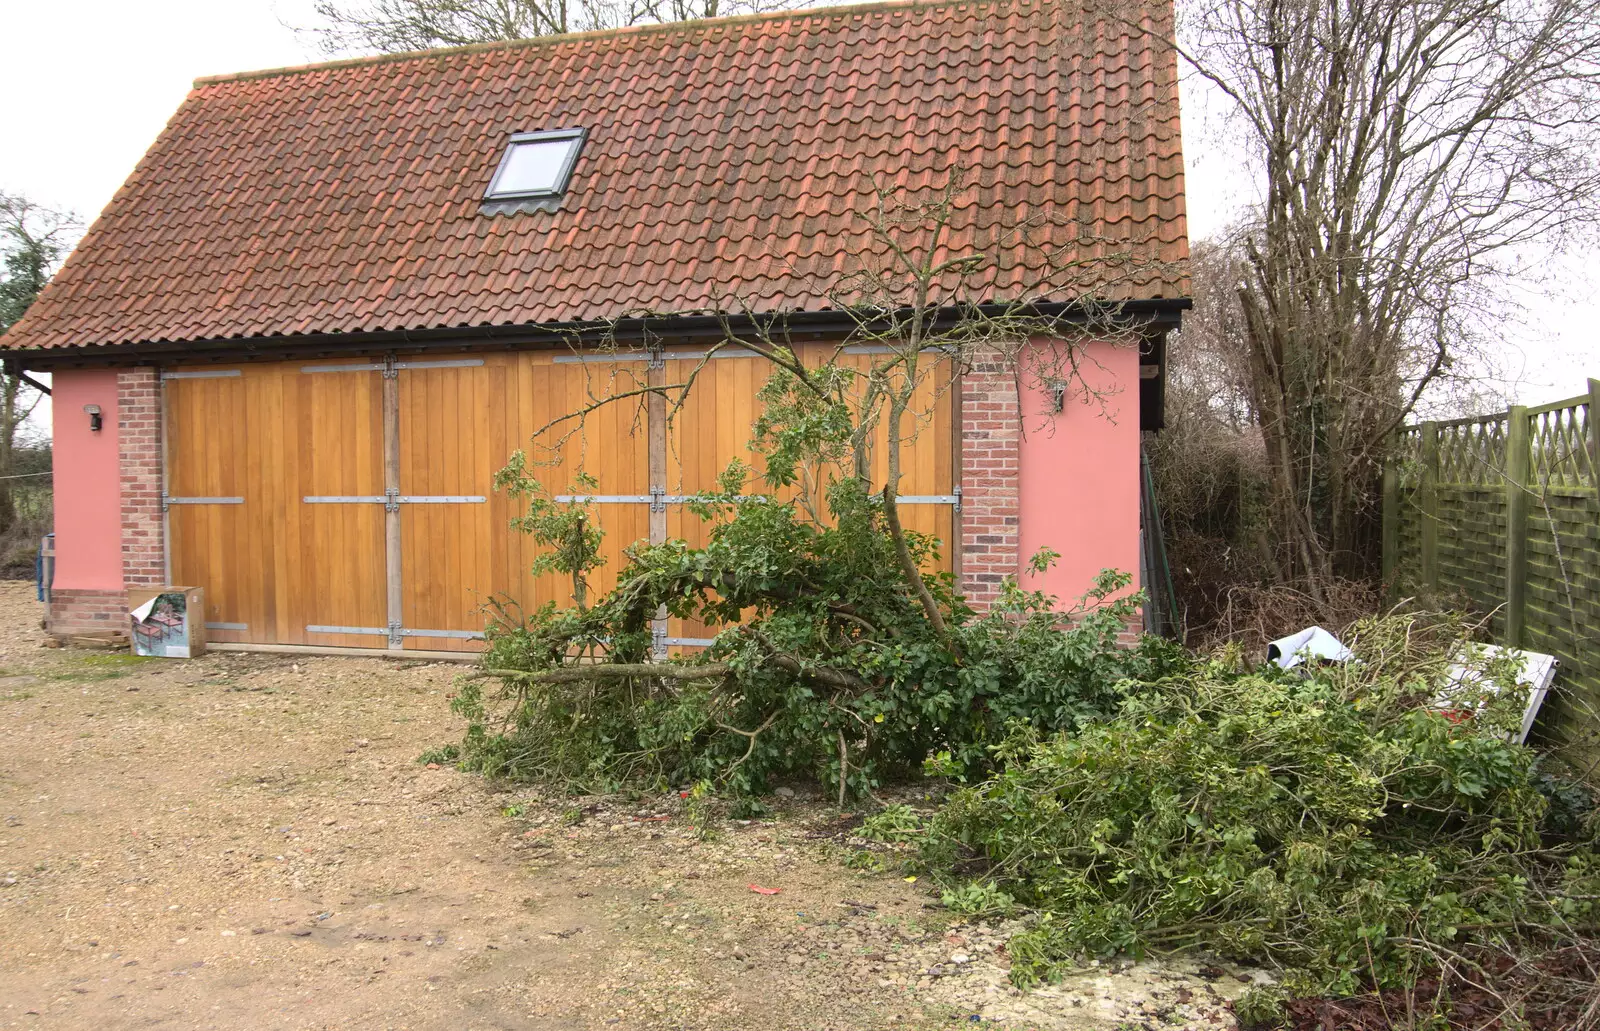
left=2, top=0, right=1595, bottom=440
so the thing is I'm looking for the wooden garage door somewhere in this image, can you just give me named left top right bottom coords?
left=164, top=368, right=268, bottom=642
left=396, top=358, right=497, bottom=652
left=165, top=346, right=954, bottom=652
left=292, top=359, right=391, bottom=648
left=663, top=343, right=956, bottom=648
left=291, top=357, right=499, bottom=651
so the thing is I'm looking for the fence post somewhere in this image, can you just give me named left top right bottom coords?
left=1420, top=421, right=1439, bottom=592
left=1504, top=406, right=1530, bottom=647
left=1381, top=453, right=1399, bottom=589
left=1589, top=378, right=1600, bottom=504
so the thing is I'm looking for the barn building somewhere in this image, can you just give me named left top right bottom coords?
left=4, top=0, right=1188, bottom=654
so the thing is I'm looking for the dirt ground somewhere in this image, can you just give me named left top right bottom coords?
left=0, top=582, right=1256, bottom=1030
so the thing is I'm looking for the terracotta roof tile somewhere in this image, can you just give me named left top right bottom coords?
left=5, top=0, right=1187, bottom=353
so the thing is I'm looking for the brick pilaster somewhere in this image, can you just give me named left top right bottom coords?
left=118, top=367, right=165, bottom=586
left=958, top=347, right=1020, bottom=610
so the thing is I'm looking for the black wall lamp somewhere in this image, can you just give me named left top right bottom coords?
left=83, top=404, right=102, bottom=432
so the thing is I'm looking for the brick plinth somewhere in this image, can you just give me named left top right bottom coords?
left=118, top=367, right=165, bottom=587
left=958, top=347, right=1021, bottom=610
left=46, top=589, right=129, bottom=637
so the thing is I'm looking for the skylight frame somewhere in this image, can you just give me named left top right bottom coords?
left=484, top=127, right=588, bottom=201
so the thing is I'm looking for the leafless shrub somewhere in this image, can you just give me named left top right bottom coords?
left=1198, top=577, right=1385, bottom=654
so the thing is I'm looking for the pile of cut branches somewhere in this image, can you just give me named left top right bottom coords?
left=910, top=614, right=1600, bottom=1025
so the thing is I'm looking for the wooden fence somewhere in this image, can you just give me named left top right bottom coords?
left=1383, top=379, right=1600, bottom=769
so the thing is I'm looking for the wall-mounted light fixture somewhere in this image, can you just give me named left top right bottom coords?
left=83, top=404, right=102, bottom=433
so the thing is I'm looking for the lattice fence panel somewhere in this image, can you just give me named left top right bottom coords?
left=1530, top=400, right=1594, bottom=493
left=1395, top=426, right=1423, bottom=489
left=1436, top=415, right=1508, bottom=487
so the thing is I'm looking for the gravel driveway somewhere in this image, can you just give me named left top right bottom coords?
left=0, top=583, right=1251, bottom=1030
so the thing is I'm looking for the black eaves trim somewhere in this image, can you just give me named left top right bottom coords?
left=5, top=299, right=1192, bottom=370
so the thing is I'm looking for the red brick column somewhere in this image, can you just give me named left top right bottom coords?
left=118, top=367, right=165, bottom=586
left=958, top=347, right=1020, bottom=610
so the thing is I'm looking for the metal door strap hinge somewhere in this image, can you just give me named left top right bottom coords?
left=953, top=484, right=962, bottom=514
left=385, top=488, right=400, bottom=512
left=647, top=341, right=665, bottom=371
left=649, top=486, right=667, bottom=513
left=387, top=619, right=404, bottom=649
left=382, top=355, right=399, bottom=379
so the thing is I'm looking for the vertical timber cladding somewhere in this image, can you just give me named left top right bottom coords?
left=395, top=357, right=497, bottom=651
left=163, top=368, right=263, bottom=641
left=295, top=359, right=389, bottom=647
left=165, top=359, right=391, bottom=647
left=295, top=356, right=498, bottom=650
left=522, top=348, right=653, bottom=609
left=163, top=346, right=955, bottom=652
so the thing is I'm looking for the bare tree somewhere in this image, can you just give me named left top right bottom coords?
left=0, top=192, right=79, bottom=535
left=302, top=0, right=798, bottom=54
left=1165, top=235, right=1255, bottom=433
left=509, top=171, right=1177, bottom=643
left=1156, top=0, right=1600, bottom=596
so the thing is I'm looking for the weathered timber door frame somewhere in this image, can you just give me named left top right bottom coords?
left=299, top=355, right=488, bottom=649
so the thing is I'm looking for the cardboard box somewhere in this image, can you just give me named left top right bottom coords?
left=129, top=587, right=207, bottom=658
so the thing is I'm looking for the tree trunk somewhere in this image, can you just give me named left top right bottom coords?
left=881, top=352, right=948, bottom=641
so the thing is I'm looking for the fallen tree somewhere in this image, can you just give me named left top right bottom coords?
left=455, top=481, right=1180, bottom=800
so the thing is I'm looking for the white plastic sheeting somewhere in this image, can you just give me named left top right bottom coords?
left=1266, top=626, right=1355, bottom=669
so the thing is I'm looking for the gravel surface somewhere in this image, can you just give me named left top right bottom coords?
left=0, top=582, right=1257, bottom=1029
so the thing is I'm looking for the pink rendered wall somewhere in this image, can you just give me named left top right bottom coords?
left=1016, top=339, right=1141, bottom=606
left=51, top=370, right=125, bottom=591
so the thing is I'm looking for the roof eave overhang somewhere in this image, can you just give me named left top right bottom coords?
left=3, top=299, right=1190, bottom=371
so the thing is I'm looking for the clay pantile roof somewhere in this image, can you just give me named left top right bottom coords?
left=3, top=0, right=1187, bottom=354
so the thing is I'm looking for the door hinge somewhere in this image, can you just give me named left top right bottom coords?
left=385, top=488, right=400, bottom=513
left=952, top=484, right=963, bottom=514
left=382, top=354, right=399, bottom=379
left=388, top=619, right=404, bottom=649
left=649, top=486, right=667, bottom=513
left=646, top=340, right=665, bottom=371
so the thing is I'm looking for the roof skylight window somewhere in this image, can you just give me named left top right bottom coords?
left=485, top=128, right=586, bottom=200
